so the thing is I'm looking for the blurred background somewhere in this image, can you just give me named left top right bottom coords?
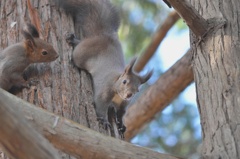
left=113, top=0, right=201, bottom=158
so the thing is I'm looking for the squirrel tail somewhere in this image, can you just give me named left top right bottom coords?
left=54, top=0, right=120, bottom=38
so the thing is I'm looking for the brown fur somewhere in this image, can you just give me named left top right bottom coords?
left=0, top=24, right=58, bottom=91
left=27, top=0, right=42, bottom=37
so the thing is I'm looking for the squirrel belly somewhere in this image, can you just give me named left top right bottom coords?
left=0, top=43, right=31, bottom=90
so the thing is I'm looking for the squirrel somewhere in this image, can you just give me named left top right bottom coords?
left=0, top=23, right=59, bottom=91
left=54, top=0, right=152, bottom=132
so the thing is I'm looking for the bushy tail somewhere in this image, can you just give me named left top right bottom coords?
left=54, top=0, right=120, bottom=37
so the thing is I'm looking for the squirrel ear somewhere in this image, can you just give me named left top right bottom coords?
left=26, top=23, right=40, bottom=38
left=22, top=30, right=36, bottom=52
left=140, top=69, right=153, bottom=84
left=124, top=57, right=137, bottom=74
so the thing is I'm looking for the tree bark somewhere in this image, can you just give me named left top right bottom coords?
left=1, top=0, right=113, bottom=132
left=0, top=89, right=183, bottom=159
left=0, top=89, right=59, bottom=159
left=189, top=0, right=240, bottom=158
left=124, top=50, right=193, bottom=141
left=166, top=0, right=208, bottom=37
left=0, top=0, right=119, bottom=158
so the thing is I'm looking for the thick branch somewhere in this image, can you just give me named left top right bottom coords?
left=0, top=89, right=182, bottom=159
left=167, top=0, right=208, bottom=37
left=0, top=88, right=59, bottom=159
left=134, top=11, right=180, bottom=72
left=124, top=50, right=193, bottom=141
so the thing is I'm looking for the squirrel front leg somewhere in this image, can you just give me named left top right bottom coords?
left=10, top=73, right=31, bottom=89
left=11, top=71, right=39, bottom=89
left=115, top=104, right=127, bottom=134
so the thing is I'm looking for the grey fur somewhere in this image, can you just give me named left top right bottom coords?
left=58, top=0, right=152, bottom=129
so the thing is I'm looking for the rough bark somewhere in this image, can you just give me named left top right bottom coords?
left=134, top=11, right=180, bottom=72
left=0, top=89, right=183, bottom=159
left=0, top=0, right=119, bottom=158
left=166, top=0, right=208, bottom=37
left=0, top=89, right=59, bottom=159
left=189, top=0, right=240, bottom=158
left=124, top=50, right=193, bottom=141
left=0, top=0, right=116, bottom=132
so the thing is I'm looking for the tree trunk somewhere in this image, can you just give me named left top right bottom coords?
left=0, top=0, right=120, bottom=158
left=189, top=0, right=240, bottom=158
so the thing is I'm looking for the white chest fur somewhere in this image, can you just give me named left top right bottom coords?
left=112, top=93, right=124, bottom=105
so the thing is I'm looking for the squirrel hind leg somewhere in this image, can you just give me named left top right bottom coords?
left=97, top=116, right=112, bottom=129
left=65, top=32, right=80, bottom=48
left=95, top=97, right=112, bottom=129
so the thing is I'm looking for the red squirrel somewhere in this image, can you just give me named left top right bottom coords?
left=0, top=23, right=59, bottom=91
left=54, top=0, right=152, bottom=131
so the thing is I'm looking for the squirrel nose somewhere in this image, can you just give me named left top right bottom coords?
left=126, top=93, right=133, bottom=98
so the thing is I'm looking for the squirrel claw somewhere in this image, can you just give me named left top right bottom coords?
left=116, top=118, right=126, bottom=134
left=65, top=32, right=80, bottom=47
left=28, top=79, right=39, bottom=86
left=104, top=121, right=112, bottom=129
left=118, top=125, right=126, bottom=134
left=20, top=83, right=30, bottom=89
left=97, top=117, right=112, bottom=129
left=115, top=117, right=121, bottom=124
left=65, top=32, right=76, bottom=46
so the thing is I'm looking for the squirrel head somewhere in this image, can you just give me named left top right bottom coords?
left=115, top=58, right=153, bottom=101
left=22, top=23, right=59, bottom=63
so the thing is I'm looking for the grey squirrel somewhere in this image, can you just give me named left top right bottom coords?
left=0, top=23, right=59, bottom=91
left=54, top=0, right=152, bottom=131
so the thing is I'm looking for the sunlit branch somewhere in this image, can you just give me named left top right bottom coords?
left=124, top=50, right=193, bottom=141
left=134, top=11, right=180, bottom=72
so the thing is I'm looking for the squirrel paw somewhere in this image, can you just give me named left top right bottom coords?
left=97, top=117, right=112, bottom=129
left=118, top=125, right=126, bottom=134
left=116, top=118, right=126, bottom=137
left=65, top=32, right=76, bottom=47
left=115, top=117, right=126, bottom=132
left=118, top=125, right=126, bottom=139
left=18, top=83, right=30, bottom=89
left=28, top=78, right=39, bottom=86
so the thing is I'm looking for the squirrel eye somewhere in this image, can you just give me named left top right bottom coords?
left=42, top=50, right=48, bottom=56
left=123, top=80, right=127, bottom=84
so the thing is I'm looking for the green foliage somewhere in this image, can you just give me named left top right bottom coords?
left=114, top=0, right=169, bottom=57
left=175, top=19, right=188, bottom=33
left=131, top=98, right=201, bottom=158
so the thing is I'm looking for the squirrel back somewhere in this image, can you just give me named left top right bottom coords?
left=0, top=23, right=58, bottom=91
left=54, top=0, right=120, bottom=38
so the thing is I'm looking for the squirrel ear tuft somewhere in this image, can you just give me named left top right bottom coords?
left=140, top=69, right=153, bottom=84
left=25, top=23, right=40, bottom=38
left=22, top=30, right=36, bottom=51
left=124, top=57, right=137, bottom=74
